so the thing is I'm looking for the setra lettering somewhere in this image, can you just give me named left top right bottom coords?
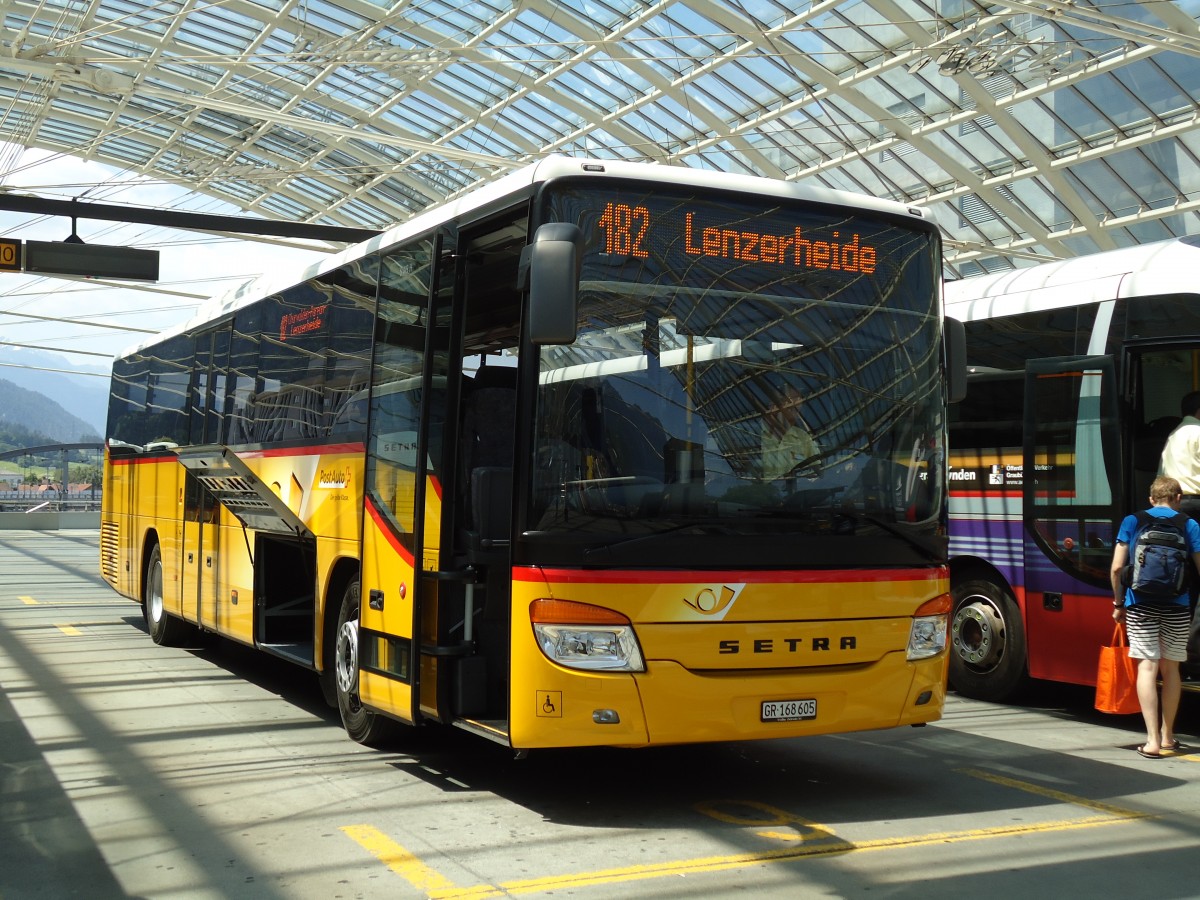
left=719, top=636, right=857, bottom=654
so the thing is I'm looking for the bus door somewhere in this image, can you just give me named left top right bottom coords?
left=436, top=218, right=528, bottom=736
left=358, top=233, right=450, bottom=726
left=182, top=328, right=230, bottom=631
left=1023, top=355, right=1122, bottom=682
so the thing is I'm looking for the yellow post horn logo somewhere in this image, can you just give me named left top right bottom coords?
left=683, top=584, right=743, bottom=618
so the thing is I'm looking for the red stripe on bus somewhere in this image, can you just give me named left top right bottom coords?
left=950, top=490, right=1077, bottom=499
left=514, top=566, right=947, bottom=584
left=949, top=490, right=1021, bottom=498
left=364, top=495, right=415, bottom=566
left=108, top=454, right=175, bottom=466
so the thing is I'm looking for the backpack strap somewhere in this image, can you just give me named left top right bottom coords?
left=1133, top=509, right=1188, bottom=529
left=1132, top=509, right=1154, bottom=531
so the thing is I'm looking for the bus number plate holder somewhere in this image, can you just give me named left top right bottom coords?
left=761, top=699, right=817, bottom=722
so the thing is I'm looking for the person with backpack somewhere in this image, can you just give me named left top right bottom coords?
left=1110, top=475, right=1200, bottom=758
left=1158, top=390, right=1200, bottom=678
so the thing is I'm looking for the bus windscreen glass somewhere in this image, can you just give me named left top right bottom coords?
left=528, top=183, right=944, bottom=569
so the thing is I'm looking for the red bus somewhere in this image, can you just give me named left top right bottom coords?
left=945, top=237, right=1200, bottom=700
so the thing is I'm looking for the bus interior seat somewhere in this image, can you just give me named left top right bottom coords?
left=460, top=365, right=517, bottom=500
left=579, top=386, right=619, bottom=476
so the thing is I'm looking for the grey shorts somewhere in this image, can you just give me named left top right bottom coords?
left=1125, top=603, right=1191, bottom=661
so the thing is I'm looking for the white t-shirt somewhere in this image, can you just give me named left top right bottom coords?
left=1159, top=415, right=1200, bottom=494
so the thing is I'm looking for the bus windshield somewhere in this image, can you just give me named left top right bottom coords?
left=527, top=183, right=944, bottom=568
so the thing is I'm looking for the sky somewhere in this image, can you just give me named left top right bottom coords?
left=0, top=144, right=337, bottom=374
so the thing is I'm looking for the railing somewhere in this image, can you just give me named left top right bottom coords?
left=0, top=491, right=101, bottom=511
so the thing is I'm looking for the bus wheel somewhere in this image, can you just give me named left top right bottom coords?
left=143, top=544, right=190, bottom=647
left=335, top=581, right=399, bottom=747
left=949, top=578, right=1028, bottom=702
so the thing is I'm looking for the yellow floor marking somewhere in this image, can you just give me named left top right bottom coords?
left=54, top=623, right=82, bottom=636
left=351, top=769, right=1156, bottom=898
left=340, top=825, right=499, bottom=899
left=422, top=815, right=1138, bottom=898
left=447, top=814, right=1136, bottom=897
left=19, top=596, right=37, bottom=605
left=957, top=767, right=1153, bottom=819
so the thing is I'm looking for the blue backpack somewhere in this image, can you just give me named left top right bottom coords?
left=1125, top=510, right=1191, bottom=597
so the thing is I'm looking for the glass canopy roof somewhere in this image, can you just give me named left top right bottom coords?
left=0, top=0, right=1196, bottom=280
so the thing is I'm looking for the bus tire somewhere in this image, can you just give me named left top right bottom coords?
left=143, top=544, right=191, bottom=647
left=949, top=577, right=1028, bottom=702
left=335, top=580, right=400, bottom=747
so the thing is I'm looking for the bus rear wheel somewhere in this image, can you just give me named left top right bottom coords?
left=335, top=581, right=400, bottom=747
left=143, top=544, right=192, bottom=647
left=949, top=578, right=1028, bottom=702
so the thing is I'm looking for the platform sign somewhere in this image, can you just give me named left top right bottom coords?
left=24, top=240, right=158, bottom=281
left=0, top=238, right=21, bottom=272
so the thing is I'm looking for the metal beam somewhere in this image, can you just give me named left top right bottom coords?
left=0, top=195, right=381, bottom=243
left=0, top=443, right=104, bottom=462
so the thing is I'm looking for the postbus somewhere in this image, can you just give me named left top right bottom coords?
left=101, top=156, right=963, bottom=750
left=945, top=236, right=1200, bottom=701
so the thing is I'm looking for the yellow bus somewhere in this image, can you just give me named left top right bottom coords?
left=101, top=156, right=964, bottom=750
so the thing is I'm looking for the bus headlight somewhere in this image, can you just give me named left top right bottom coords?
left=530, top=599, right=646, bottom=672
left=907, top=594, right=951, bottom=661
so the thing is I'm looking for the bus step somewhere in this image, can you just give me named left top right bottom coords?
left=260, top=641, right=313, bottom=666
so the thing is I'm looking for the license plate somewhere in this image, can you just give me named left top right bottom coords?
left=761, top=699, right=817, bottom=722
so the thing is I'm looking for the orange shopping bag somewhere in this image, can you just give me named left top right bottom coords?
left=1095, top=623, right=1140, bottom=715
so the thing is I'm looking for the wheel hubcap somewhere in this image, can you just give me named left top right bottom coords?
left=336, top=618, right=359, bottom=696
left=952, top=597, right=1005, bottom=668
left=149, top=562, right=164, bottom=623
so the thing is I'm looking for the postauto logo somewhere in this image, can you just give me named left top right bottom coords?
left=682, top=583, right=745, bottom=620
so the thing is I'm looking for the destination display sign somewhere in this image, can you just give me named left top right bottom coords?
left=546, top=182, right=936, bottom=310
left=596, top=201, right=879, bottom=274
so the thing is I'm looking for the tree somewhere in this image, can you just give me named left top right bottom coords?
left=69, top=463, right=102, bottom=488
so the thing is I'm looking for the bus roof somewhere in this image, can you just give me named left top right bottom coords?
left=121, top=155, right=931, bottom=359
left=944, top=236, right=1200, bottom=321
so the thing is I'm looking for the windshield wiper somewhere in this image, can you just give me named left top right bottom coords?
left=580, top=520, right=738, bottom=563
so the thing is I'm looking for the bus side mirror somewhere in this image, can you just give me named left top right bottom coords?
left=945, top=316, right=967, bottom=403
left=521, top=223, right=582, bottom=345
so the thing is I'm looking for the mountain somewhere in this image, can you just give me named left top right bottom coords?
left=0, top=346, right=109, bottom=436
left=0, top=377, right=103, bottom=444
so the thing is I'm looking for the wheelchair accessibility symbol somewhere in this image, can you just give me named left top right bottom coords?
left=536, top=691, right=562, bottom=717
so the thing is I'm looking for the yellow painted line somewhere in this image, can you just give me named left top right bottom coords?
left=54, top=623, right=83, bottom=636
left=402, top=815, right=1141, bottom=898
left=1168, top=752, right=1199, bottom=764
left=352, top=771, right=1156, bottom=899
left=20, top=596, right=37, bottom=605
left=958, top=767, right=1153, bottom=819
left=340, top=825, right=499, bottom=899
left=461, top=814, right=1137, bottom=897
